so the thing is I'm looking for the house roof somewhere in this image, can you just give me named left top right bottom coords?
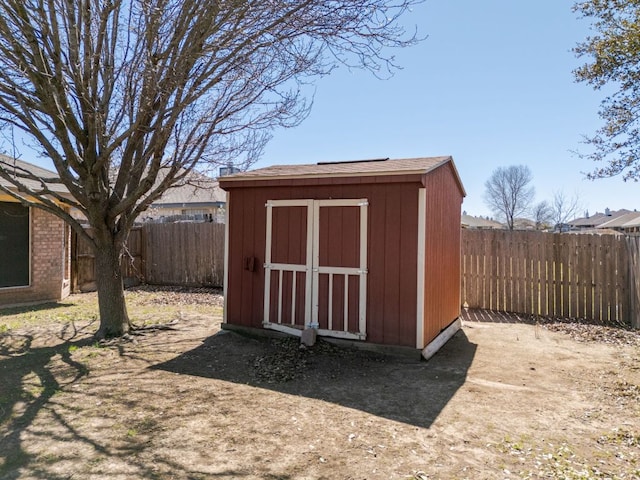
left=461, top=214, right=504, bottom=229
left=220, top=156, right=466, bottom=196
left=513, top=218, right=537, bottom=230
left=0, top=155, right=68, bottom=194
left=569, top=209, right=632, bottom=227
left=154, top=171, right=225, bottom=207
left=621, top=214, right=640, bottom=229
left=597, top=211, right=640, bottom=229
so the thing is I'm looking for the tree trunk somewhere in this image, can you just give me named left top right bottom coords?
left=94, top=238, right=131, bottom=338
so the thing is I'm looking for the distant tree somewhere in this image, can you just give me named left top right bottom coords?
left=0, top=0, right=422, bottom=338
left=484, top=165, right=535, bottom=230
left=532, top=201, right=552, bottom=230
left=549, top=190, right=583, bottom=229
left=573, top=0, right=640, bottom=181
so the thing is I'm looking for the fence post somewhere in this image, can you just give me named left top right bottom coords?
left=140, top=225, right=148, bottom=282
left=628, top=235, right=640, bottom=329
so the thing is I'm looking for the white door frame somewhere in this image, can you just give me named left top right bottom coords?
left=311, top=199, right=368, bottom=340
left=263, top=199, right=314, bottom=334
left=263, top=198, right=368, bottom=340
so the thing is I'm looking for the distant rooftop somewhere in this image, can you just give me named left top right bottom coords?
left=569, top=209, right=632, bottom=228
left=155, top=171, right=225, bottom=206
left=597, top=211, right=640, bottom=229
left=461, top=214, right=504, bottom=229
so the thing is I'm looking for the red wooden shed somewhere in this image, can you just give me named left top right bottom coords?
left=218, top=156, right=466, bottom=359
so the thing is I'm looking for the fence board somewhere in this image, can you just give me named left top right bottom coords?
left=513, top=232, right=522, bottom=313
left=541, top=234, right=552, bottom=315
left=628, top=235, right=640, bottom=329
left=460, top=230, right=638, bottom=327
left=617, top=235, right=630, bottom=322
left=603, top=235, right=614, bottom=322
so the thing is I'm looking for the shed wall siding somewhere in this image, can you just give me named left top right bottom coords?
left=422, top=163, right=463, bottom=345
left=0, top=208, right=68, bottom=307
left=225, top=181, right=422, bottom=347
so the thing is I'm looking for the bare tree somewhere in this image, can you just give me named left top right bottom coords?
left=532, top=200, right=552, bottom=230
left=0, top=0, right=422, bottom=338
left=549, top=190, right=582, bottom=229
left=484, top=165, right=535, bottom=230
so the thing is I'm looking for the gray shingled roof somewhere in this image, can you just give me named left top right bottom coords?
left=154, top=171, right=225, bottom=206
left=461, top=214, right=504, bottom=229
left=597, top=211, right=640, bottom=229
left=222, top=156, right=464, bottom=188
left=0, top=155, right=68, bottom=194
left=569, top=209, right=631, bottom=227
left=621, top=214, right=640, bottom=229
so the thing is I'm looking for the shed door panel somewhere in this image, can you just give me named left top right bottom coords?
left=314, top=202, right=366, bottom=337
left=318, top=206, right=360, bottom=268
left=264, top=200, right=313, bottom=329
left=270, top=206, right=307, bottom=265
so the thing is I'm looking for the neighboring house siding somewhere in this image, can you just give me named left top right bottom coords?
left=0, top=207, right=69, bottom=307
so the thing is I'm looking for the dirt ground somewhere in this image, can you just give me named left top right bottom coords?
left=1, top=287, right=639, bottom=480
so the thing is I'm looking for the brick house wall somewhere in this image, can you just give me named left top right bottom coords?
left=0, top=207, right=70, bottom=307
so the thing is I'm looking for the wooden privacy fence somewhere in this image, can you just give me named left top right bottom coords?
left=144, top=223, right=224, bottom=286
left=71, top=228, right=145, bottom=291
left=71, top=223, right=225, bottom=291
left=73, top=224, right=640, bottom=328
left=461, top=229, right=640, bottom=327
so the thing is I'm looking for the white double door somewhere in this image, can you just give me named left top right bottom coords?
left=263, top=198, right=368, bottom=340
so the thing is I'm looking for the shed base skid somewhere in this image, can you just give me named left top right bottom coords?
left=421, top=318, right=462, bottom=361
left=221, top=321, right=463, bottom=361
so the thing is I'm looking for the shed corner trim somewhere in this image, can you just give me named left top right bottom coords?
left=421, top=318, right=461, bottom=360
left=416, top=187, right=426, bottom=349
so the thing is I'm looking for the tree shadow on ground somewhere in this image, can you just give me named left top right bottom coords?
left=153, top=328, right=477, bottom=429
left=0, top=322, right=284, bottom=480
left=0, top=325, right=92, bottom=479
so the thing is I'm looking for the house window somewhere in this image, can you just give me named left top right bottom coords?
left=0, top=201, right=30, bottom=288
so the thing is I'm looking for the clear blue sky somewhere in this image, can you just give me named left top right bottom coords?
left=258, top=0, right=638, bottom=219
left=19, top=1, right=637, bottom=219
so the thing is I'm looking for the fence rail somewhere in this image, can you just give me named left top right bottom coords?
left=461, top=229, right=639, bottom=327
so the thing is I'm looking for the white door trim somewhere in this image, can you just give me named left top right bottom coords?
left=311, top=198, right=368, bottom=340
left=264, top=198, right=368, bottom=341
left=263, top=199, right=313, bottom=331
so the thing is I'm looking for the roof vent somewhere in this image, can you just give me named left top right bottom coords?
left=316, top=157, right=389, bottom=166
